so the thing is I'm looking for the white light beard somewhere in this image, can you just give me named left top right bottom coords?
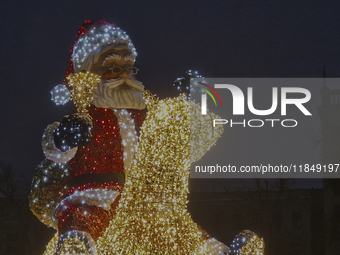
left=92, top=77, right=145, bottom=109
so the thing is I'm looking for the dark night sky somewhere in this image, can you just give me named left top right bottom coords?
left=1, top=0, right=340, bottom=194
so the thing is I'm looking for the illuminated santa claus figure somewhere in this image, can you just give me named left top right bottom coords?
left=29, top=20, right=147, bottom=254
left=30, top=20, right=236, bottom=255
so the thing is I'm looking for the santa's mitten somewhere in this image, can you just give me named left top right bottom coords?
left=54, top=113, right=93, bottom=152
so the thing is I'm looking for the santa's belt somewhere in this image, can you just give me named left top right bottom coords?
left=70, top=173, right=125, bottom=187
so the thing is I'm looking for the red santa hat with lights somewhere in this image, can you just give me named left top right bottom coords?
left=63, top=20, right=137, bottom=84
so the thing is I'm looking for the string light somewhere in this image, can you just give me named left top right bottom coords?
left=52, top=189, right=120, bottom=228
left=43, top=233, right=59, bottom=255
left=113, top=109, right=138, bottom=171
left=51, top=84, right=71, bottom=105
left=205, top=238, right=230, bottom=255
left=72, top=23, right=137, bottom=72
left=53, top=113, right=93, bottom=152
left=42, top=122, right=78, bottom=163
left=56, top=230, right=97, bottom=255
left=68, top=107, right=145, bottom=175
left=29, top=159, right=71, bottom=227
left=98, top=91, right=223, bottom=254
left=37, top=91, right=242, bottom=255
left=33, top=19, right=265, bottom=255
left=230, top=230, right=264, bottom=255
left=53, top=71, right=100, bottom=152
left=37, top=107, right=146, bottom=254
left=33, top=20, right=144, bottom=255
left=66, top=71, right=101, bottom=114
left=173, top=70, right=203, bottom=99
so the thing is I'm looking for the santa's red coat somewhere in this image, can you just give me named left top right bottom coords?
left=58, top=106, right=146, bottom=240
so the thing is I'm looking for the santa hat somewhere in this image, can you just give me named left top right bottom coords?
left=63, top=20, right=137, bottom=83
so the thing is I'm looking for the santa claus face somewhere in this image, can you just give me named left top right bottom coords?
left=90, top=46, right=145, bottom=110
